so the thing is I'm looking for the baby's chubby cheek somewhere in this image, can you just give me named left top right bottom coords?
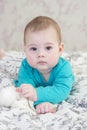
left=48, top=56, right=59, bottom=66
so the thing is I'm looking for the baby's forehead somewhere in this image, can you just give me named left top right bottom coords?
left=24, top=26, right=61, bottom=45
left=26, top=26, right=58, bottom=35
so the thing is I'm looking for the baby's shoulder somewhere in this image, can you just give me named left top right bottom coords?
left=21, top=58, right=33, bottom=71
left=53, top=57, right=71, bottom=73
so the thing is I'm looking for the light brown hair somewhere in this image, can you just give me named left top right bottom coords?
left=24, top=16, right=61, bottom=45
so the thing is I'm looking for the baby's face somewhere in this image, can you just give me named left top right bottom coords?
left=24, top=27, right=63, bottom=74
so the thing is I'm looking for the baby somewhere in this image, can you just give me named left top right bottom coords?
left=15, top=16, right=74, bottom=114
left=0, top=16, right=74, bottom=114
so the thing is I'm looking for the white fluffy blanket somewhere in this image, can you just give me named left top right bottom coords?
left=0, top=51, right=87, bottom=130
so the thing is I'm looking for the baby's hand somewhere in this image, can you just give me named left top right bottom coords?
left=36, top=102, right=56, bottom=114
left=16, top=84, right=37, bottom=101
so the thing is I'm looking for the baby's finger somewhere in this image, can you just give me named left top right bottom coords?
left=16, top=88, right=22, bottom=93
left=40, top=107, right=45, bottom=114
left=51, top=106, right=57, bottom=113
left=36, top=107, right=41, bottom=114
left=44, top=105, right=49, bottom=113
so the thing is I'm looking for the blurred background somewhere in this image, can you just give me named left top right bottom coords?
left=0, top=0, right=87, bottom=52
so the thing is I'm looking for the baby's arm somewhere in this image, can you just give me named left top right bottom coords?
left=35, top=61, right=74, bottom=105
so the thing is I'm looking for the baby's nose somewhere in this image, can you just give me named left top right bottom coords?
left=38, top=50, right=45, bottom=57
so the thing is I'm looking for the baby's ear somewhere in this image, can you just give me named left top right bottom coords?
left=59, top=43, right=64, bottom=53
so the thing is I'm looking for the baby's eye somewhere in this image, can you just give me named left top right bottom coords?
left=30, top=47, right=37, bottom=51
left=46, top=46, right=52, bottom=50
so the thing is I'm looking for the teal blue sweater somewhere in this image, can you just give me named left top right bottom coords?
left=14, top=57, right=74, bottom=106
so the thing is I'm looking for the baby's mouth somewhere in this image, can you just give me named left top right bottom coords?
left=38, top=61, right=47, bottom=65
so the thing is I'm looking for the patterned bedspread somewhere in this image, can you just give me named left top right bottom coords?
left=0, top=51, right=87, bottom=130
